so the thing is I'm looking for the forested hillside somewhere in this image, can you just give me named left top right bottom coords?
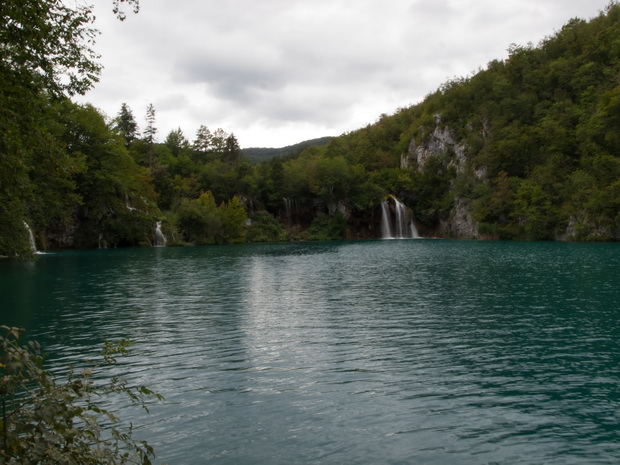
left=2, top=2, right=619, bottom=257
left=242, top=137, right=334, bottom=163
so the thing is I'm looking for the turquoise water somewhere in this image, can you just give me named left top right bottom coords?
left=1, top=240, right=620, bottom=464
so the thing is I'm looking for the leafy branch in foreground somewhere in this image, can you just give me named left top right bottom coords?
left=0, top=326, right=163, bottom=464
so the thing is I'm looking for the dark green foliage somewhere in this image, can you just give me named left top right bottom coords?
left=304, top=213, right=348, bottom=241
left=224, top=134, right=242, bottom=165
left=220, top=196, right=248, bottom=243
left=175, top=192, right=248, bottom=244
left=247, top=212, right=288, bottom=242
left=377, top=2, right=620, bottom=240
left=2, top=2, right=620, bottom=252
left=60, top=102, right=160, bottom=248
left=0, top=0, right=100, bottom=98
left=175, top=191, right=221, bottom=245
left=0, top=0, right=100, bottom=256
left=0, top=325, right=161, bottom=464
left=114, top=103, right=139, bottom=147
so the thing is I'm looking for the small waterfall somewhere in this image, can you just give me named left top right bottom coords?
left=283, top=197, right=296, bottom=226
left=380, top=201, right=393, bottom=238
left=125, top=194, right=137, bottom=212
left=380, top=197, right=420, bottom=239
left=98, top=233, right=108, bottom=249
left=23, top=221, right=37, bottom=253
left=154, top=221, right=167, bottom=247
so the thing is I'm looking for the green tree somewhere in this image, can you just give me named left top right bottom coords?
left=61, top=103, right=158, bottom=248
left=26, top=102, right=87, bottom=250
left=0, top=0, right=100, bottom=98
left=220, top=196, right=248, bottom=243
left=210, top=128, right=229, bottom=157
left=307, top=156, right=351, bottom=205
left=0, top=0, right=101, bottom=257
left=143, top=103, right=157, bottom=168
left=165, top=128, right=190, bottom=157
left=305, top=212, right=348, bottom=241
left=114, top=103, right=139, bottom=147
left=175, top=191, right=221, bottom=244
left=247, top=212, right=287, bottom=242
left=192, top=125, right=212, bottom=163
left=199, top=160, right=239, bottom=202
left=512, top=178, right=555, bottom=240
left=224, top=133, right=242, bottom=165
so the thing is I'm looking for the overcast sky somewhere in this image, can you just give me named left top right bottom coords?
left=76, top=0, right=611, bottom=148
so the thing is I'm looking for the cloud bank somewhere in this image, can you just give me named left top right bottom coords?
left=79, top=0, right=611, bottom=147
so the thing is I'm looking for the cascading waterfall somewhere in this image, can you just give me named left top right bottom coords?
left=381, top=197, right=420, bottom=239
left=23, top=221, right=37, bottom=253
left=283, top=197, right=297, bottom=226
left=380, top=201, right=393, bottom=238
left=393, top=197, right=420, bottom=239
left=283, top=197, right=292, bottom=225
left=154, top=221, right=167, bottom=247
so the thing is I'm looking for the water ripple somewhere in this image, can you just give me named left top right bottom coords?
left=2, top=241, right=620, bottom=464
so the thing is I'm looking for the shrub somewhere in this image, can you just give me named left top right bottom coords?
left=247, top=212, right=288, bottom=242
left=304, top=212, right=348, bottom=241
left=0, top=326, right=162, bottom=464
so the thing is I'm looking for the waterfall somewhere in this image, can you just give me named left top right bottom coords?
left=23, top=221, right=37, bottom=253
left=380, top=197, right=420, bottom=239
left=283, top=197, right=291, bottom=225
left=394, top=198, right=406, bottom=238
left=98, top=233, right=108, bottom=249
left=125, top=194, right=137, bottom=212
left=283, top=197, right=296, bottom=226
left=380, top=201, right=393, bottom=238
left=154, top=221, right=167, bottom=247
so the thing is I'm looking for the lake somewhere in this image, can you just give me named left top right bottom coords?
left=1, top=239, right=620, bottom=464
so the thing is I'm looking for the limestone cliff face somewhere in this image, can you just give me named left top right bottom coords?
left=402, top=115, right=468, bottom=173
left=402, top=115, right=481, bottom=239
left=438, top=199, right=477, bottom=239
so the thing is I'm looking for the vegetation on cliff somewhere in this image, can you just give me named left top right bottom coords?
left=1, top=2, right=619, bottom=256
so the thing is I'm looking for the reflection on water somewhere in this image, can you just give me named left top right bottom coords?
left=1, top=240, right=620, bottom=464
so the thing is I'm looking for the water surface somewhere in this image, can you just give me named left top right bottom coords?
left=2, top=240, right=620, bottom=464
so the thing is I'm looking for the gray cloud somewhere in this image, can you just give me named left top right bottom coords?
left=79, top=0, right=611, bottom=147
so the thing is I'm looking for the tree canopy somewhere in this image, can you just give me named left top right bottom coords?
left=2, top=2, right=620, bottom=257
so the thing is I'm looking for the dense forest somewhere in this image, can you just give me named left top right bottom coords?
left=2, top=1, right=620, bottom=257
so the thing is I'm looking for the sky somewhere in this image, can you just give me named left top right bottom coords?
left=76, top=0, right=612, bottom=148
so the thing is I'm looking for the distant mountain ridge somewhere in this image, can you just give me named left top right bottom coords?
left=242, top=136, right=333, bottom=162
